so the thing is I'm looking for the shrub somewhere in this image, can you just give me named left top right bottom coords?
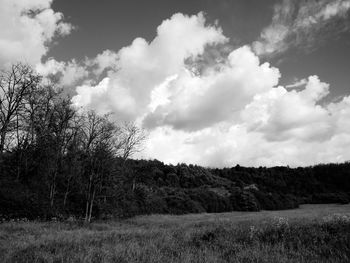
left=230, top=189, right=260, bottom=211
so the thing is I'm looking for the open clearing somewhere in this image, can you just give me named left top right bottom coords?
left=1, top=204, right=350, bottom=263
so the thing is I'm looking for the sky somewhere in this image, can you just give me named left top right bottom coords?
left=1, top=0, right=350, bottom=167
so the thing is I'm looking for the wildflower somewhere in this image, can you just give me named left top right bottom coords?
left=249, top=225, right=258, bottom=240
left=273, top=216, right=289, bottom=229
left=322, top=213, right=350, bottom=224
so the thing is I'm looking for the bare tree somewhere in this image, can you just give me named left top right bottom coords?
left=80, top=111, right=119, bottom=222
left=0, top=63, right=41, bottom=154
left=120, top=122, right=147, bottom=161
left=112, top=122, right=147, bottom=192
left=78, top=113, right=147, bottom=222
left=62, top=114, right=83, bottom=209
left=48, top=96, right=76, bottom=208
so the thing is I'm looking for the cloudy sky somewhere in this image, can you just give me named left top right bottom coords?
left=1, top=0, right=350, bottom=167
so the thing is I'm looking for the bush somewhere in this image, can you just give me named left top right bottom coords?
left=165, top=192, right=205, bottom=214
left=188, top=188, right=232, bottom=213
left=230, top=189, right=260, bottom=211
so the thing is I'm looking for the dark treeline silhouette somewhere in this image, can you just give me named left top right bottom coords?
left=0, top=64, right=349, bottom=221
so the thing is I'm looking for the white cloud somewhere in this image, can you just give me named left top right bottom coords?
left=73, top=12, right=227, bottom=122
left=328, top=96, right=350, bottom=134
left=0, top=0, right=73, bottom=67
left=241, top=76, right=333, bottom=142
left=143, top=46, right=280, bottom=131
left=36, top=58, right=88, bottom=87
left=140, top=56, right=350, bottom=167
left=140, top=122, right=350, bottom=168
left=86, top=49, right=119, bottom=76
left=36, top=49, right=121, bottom=87
left=72, top=12, right=350, bottom=167
left=253, top=0, right=350, bottom=56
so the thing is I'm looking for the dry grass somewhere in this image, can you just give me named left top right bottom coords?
left=1, top=204, right=350, bottom=263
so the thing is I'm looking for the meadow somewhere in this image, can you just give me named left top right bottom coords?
left=1, top=204, right=350, bottom=263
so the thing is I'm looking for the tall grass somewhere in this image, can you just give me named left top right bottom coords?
left=1, top=204, right=350, bottom=263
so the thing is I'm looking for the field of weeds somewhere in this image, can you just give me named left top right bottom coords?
left=1, top=204, right=350, bottom=263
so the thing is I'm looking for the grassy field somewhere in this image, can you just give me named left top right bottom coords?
left=1, top=204, right=350, bottom=263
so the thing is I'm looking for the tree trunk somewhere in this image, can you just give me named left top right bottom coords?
left=63, top=177, right=71, bottom=208
left=49, top=171, right=57, bottom=208
left=16, top=156, right=20, bottom=181
left=88, top=188, right=96, bottom=222
left=49, top=151, right=62, bottom=208
left=132, top=178, right=136, bottom=192
left=85, top=173, right=93, bottom=222
left=85, top=199, right=90, bottom=222
left=63, top=188, right=69, bottom=208
left=0, top=130, right=6, bottom=154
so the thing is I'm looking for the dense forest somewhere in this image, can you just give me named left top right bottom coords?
left=1, top=64, right=349, bottom=222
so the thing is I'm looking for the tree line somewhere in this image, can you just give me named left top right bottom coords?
left=0, top=63, right=349, bottom=222
left=0, top=64, right=145, bottom=222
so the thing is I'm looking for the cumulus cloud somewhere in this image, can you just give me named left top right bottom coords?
left=36, top=58, right=89, bottom=87
left=73, top=12, right=227, bottom=120
left=36, top=48, right=121, bottom=87
left=0, top=0, right=119, bottom=88
left=143, top=46, right=280, bottom=131
left=253, top=0, right=350, bottom=56
left=71, top=12, right=350, bottom=167
left=141, top=83, right=350, bottom=167
left=0, top=0, right=73, bottom=67
left=86, top=49, right=119, bottom=76
left=140, top=120, right=350, bottom=168
left=139, top=70, right=350, bottom=167
left=241, top=76, right=333, bottom=142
